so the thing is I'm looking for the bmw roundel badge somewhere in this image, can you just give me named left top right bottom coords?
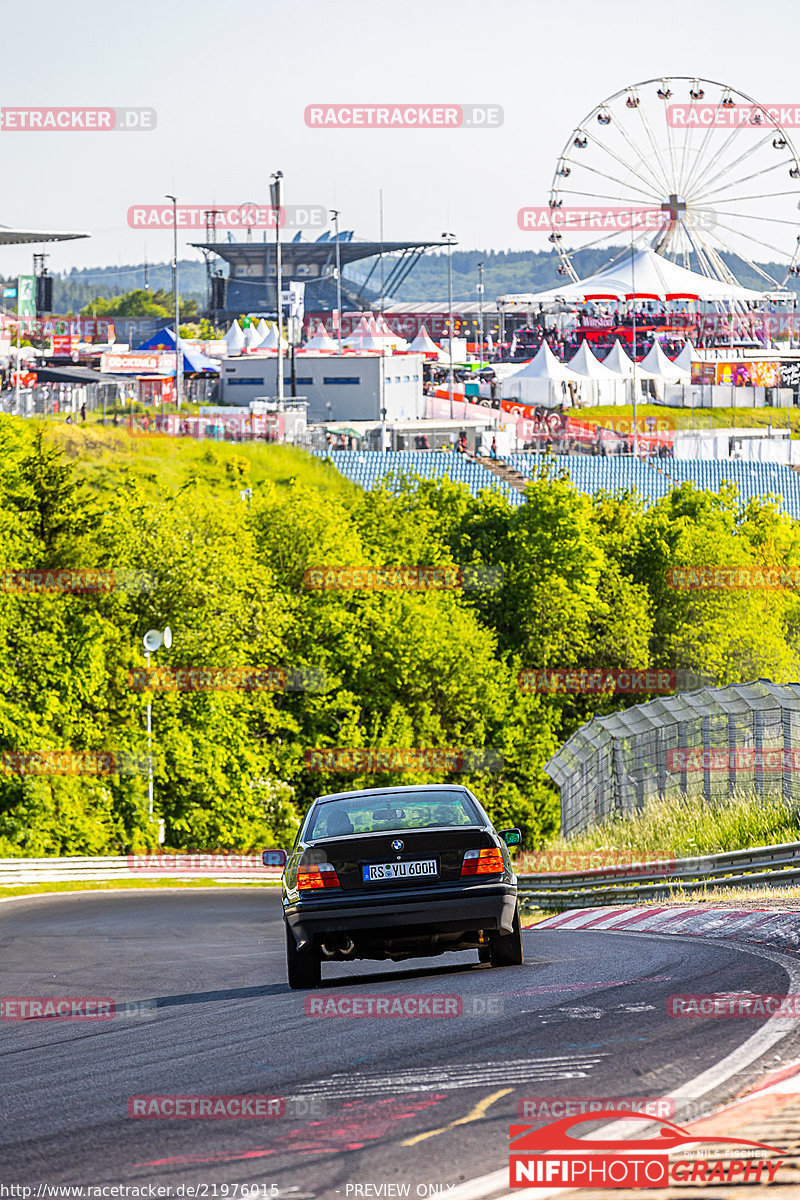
left=391, top=839, right=404, bottom=852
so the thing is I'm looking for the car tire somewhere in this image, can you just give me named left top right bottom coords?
left=286, top=923, right=321, bottom=989
left=489, top=903, right=524, bottom=967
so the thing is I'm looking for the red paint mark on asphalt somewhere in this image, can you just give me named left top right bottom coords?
left=135, top=1094, right=447, bottom=1167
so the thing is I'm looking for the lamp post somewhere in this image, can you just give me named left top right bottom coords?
left=165, top=195, right=182, bottom=411
left=477, top=260, right=485, bottom=371
left=330, top=209, right=343, bottom=355
left=270, top=171, right=284, bottom=406
left=442, top=233, right=456, bottom=419
left=142, top=626, right=172, bottom=845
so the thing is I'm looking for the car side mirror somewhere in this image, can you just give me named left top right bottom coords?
left=262, top=849, right=287, bottom=868
left=499, top=828, right=521, bottom=847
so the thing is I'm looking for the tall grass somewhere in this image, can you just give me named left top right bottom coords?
left=541, top=789, right=800, bottom=861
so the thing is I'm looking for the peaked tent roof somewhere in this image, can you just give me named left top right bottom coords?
left=567, top=341, right=618, bottom=379
left=243, top=324, right=264, bottom=350
left=224, top=320, right=245, bottom=354
left=303, top=322, right=338, bottom=352
left=261, top=322, right=289, bottom=350
left=373, top=315, right=410, bottom=350
left=641, top=340, right=690, bottom=380
left=601, top=339, right=659, bottom=379
left=673, top=340, right=701, bottom=371
left=500, top=248, right=768, bottom=305
left=135, top=326, right=218, bottom=372
left=407, top=325, right=440, bottom=355
left=505, top=343, right=579, bottom=381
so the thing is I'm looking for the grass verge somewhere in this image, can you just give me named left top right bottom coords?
left=529, top=790, right=800, bottom=866
left=0, top=878, right=282, bottom=899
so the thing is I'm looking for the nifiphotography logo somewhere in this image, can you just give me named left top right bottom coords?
left=508, top=1111, right=785, bottom=1188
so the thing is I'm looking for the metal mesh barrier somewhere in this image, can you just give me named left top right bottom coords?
left=546, top=681, right=800, bottom=836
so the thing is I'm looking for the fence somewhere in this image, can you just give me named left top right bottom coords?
left=517, top=839, right=800, bottom=908
left=0, top=855, right=282, bottom=887
left=545, top=680, right=800, bottom=838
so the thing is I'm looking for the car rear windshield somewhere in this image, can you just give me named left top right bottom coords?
left=306, top=791, right=481, bottom=839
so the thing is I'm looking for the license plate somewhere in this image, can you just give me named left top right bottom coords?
left=362, top=859, right=438, bottom=882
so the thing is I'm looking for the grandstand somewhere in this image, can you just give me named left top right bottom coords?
left=316, top=450, right=800, bottom=521
left=507, top=455, right=800, bottom=520
left=313, top=451, right=525, bottom=504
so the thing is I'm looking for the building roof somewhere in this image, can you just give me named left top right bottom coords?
left=0, top=225, right=89, bottom=245
left=190, top=239, right=445, bottom=273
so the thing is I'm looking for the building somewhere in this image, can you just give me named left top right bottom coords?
left=218, top=352, right=424, bottom=423
left=192, top=235, right=445, bottom=319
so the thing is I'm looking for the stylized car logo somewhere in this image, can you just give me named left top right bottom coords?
left=391, top=839, right=404, bottom=852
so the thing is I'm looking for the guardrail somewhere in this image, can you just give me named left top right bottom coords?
left=517, top=840, right=800, bottom=909
left=0, top=855, right=283, bottom=887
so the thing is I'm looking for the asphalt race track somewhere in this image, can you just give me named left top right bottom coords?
left=2, top=889, right=800, bottom=1197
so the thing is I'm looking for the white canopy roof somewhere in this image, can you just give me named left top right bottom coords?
left=673, top=340, right=701, bottom=371
left=373, top=315, right=410, bottom=350
left=567, top=341, right=618, bottom=380
left=407, top=325, right=440, bottom=354
left=261, top=322, right=289, bottom=351
left=506, top=343, right=579, bottom=381
left=243, top=324, right=264, bottom=350
left=303, top=322, right=338, bottom=352
left=601, top=339, right=659, bottom=379
left=641, top=340, right=690, bottom=380
left=224, top=320, right=245, bottom=354
left=500, top=248, right=768, bottom=306
left=256, top=319, right=270, bottom=340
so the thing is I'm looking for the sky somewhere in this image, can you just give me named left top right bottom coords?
left=2, top=0, right=799, bottom=285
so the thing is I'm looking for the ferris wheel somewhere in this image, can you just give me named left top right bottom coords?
left=548, top=77, right=800, bottom=291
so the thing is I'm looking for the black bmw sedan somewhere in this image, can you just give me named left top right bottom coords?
left=278, top=784, right=523, bottom=989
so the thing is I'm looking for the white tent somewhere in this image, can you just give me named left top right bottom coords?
left=261, top=322, right=289, bottom=351
left=224, top=320, right=245, bottom=355
left=373, top=315, right=410, bottom=351
left=343, top=316, right=386, bottom=352
left=673, top=340, right=701, bottom=372
left=601, top=339, right=659, bottom=379
left=566, top=340, right=625, bottom=404
left=303, top=322, right=338, bottom=352
left=407, top=325, right=440, bottom=357
left=503, top=344, right=580, bottom=408
left=641, top=340, right=690, bottom=381
left=243, top=323, right=264, bottom=351
left=500, top=248, right=769, bottom=306
left=256, top=319, right=270, bottom=341
left=342, top=316, right=371, bottom=348
left=567, top=341, right=617, bottom=379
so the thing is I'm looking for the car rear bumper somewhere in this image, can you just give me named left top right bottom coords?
left=284, top=879, right=517, bottom=948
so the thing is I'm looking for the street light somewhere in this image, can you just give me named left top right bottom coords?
left=165, top=196, right=182, bottom=411
left=477, top=260, right=485, bottom=372
left=270, top=171, right=284, bottom=406
left=142, top=625, right=172, bottom=845
left=442, top=233, right=456, bottom=419
left=330, top=209, right=343, bottom=355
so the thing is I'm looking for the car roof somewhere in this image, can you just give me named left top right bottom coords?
left=314, top=784, right=473, bottom=804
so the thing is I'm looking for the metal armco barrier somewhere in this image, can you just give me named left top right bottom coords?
left=0, top=855, right=283, bottom=886
left=517, top=840, right=800, bottom=909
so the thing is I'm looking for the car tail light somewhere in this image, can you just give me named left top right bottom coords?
left=297, top=862, right=341, bottom=890
left=461, top=848, right=505, bottom=876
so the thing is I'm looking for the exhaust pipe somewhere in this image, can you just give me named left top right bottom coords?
left=321, top=935, right=355, bottom=958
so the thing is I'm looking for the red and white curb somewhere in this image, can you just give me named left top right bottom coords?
left=533, top=904, right=800, bottom=954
